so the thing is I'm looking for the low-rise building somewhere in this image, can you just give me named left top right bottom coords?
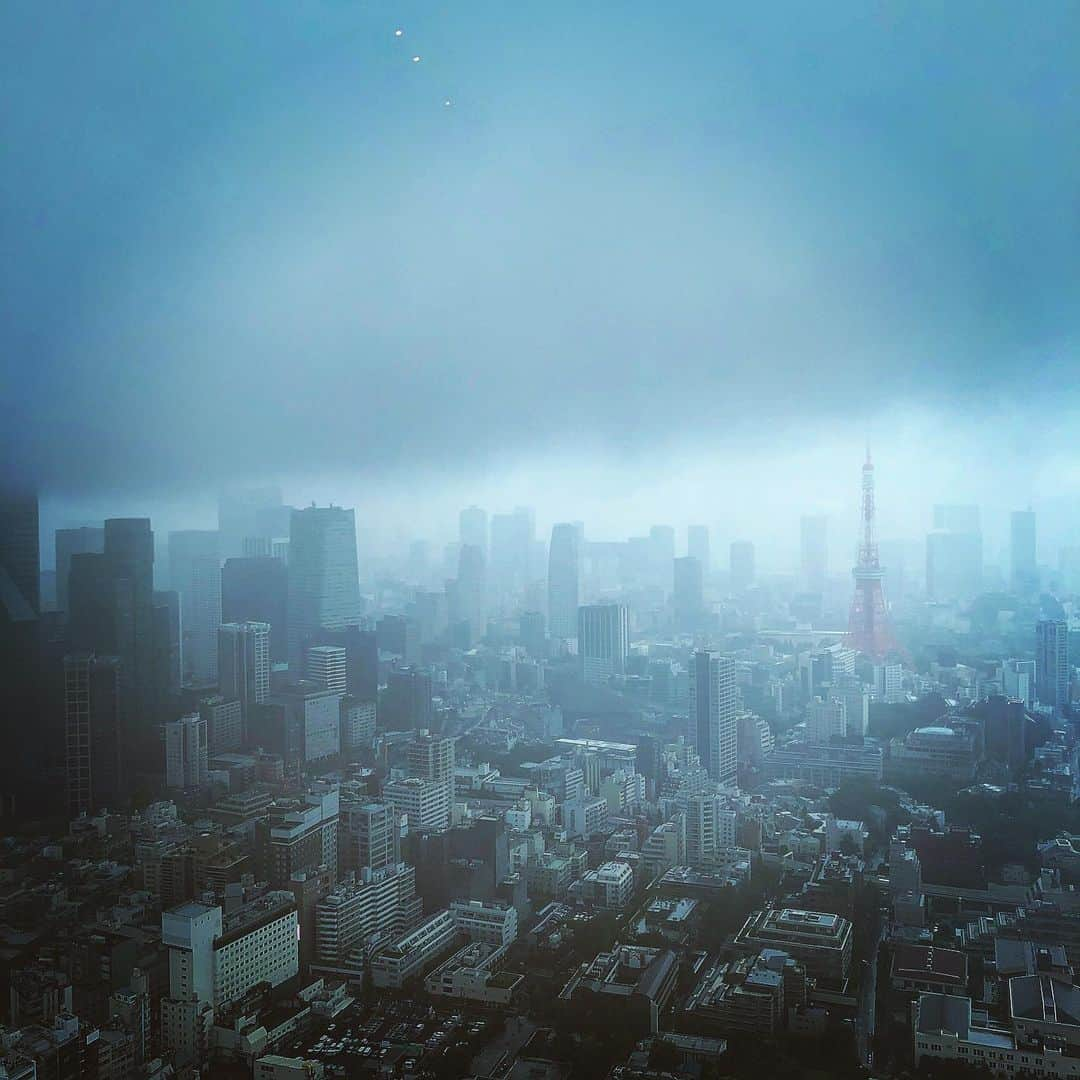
left=423, top=941, right=523, bottom=1005
left=914, top=989, right=1080, bottom=1078
left=684, top=950, right=808, bottom=1037
left=255, top=1054, right=325, bottom=1078
left=763, top=741, right=883, bottom=787
left=891, top=944, right=968, bottom=998
left=370, top=910, right=460, bottom=989
left=734, top=908, right=852, bottom=987
left=889, top=725, right=980, bottom=783
left=559, top=945, right=679, bottom=1035
left=580, top=860, right=635, bottom=909
left=450, top=898, right=518, bottom=946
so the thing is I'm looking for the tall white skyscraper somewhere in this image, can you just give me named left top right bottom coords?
left=218, top=621, right=270, bottom=733
left=1036, top=619, right=1069, bottom=712
left=168, top=530, right=222, bottom=686
left=306, top=644, right=347, bottom=696
left=547, top=523, right=580, bottom=640
left=685, top=793, right=737, bottom=865
left=689, top=651, right=738, bottom=787
left=578, top=604, right=629, bottom=685
left=406, top=731, right=456, bottom=829
left=287, top=506, right=363, bottom=673
left=806, top=697, right=847, bottom=744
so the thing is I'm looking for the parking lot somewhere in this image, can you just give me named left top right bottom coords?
left=284, top=997, right=497, bottom=1075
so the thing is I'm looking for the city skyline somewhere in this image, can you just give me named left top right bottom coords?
left=2, top=7, right=1079, bottom=1077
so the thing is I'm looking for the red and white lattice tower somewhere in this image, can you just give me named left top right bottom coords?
left=846, top=448, right=898, bottom=658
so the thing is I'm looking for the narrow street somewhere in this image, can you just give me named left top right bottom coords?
left=857, top=919, right=888, bottom=1067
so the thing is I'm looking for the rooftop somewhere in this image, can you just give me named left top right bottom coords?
left=892, top=944, right=967, bottom=986
left=1010, top=974, right=1080, bottom=1027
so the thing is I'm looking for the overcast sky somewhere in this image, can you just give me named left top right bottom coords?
left=3, top=2, right=1078, bottom=564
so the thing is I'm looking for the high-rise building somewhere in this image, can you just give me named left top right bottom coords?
left=315, top=865, right=421, bottom=970
left=64, top=653, right=122, bottom=818
left=218, top=621, right=271, bottom=734
left=381, top=667, right=433, bottom=731
left=153, top=590, right=183, bottom=698
left=690, top=651, right=738, bottom=787
left=687, top=525, right=710, bottom=576
left=221, top=555, right=288, bottom=663
left=459, top=506, right=488, bottom=558
left=519, top=610, right=546, bottom=659
left=255, top=785, right=340, bottom=885
left=873, top=662, right=904, bottom=703
left=0, top=491, right=42, bottom=818
left=376, top=614, right=420, bottom=664
left=547, top=524, right=580, bottom=640
left=800, top=516, right=828, bottom=595
left=101, top=518, right=157, bottom=768
left=1060, top=547, right=1080, bottom=595
left=217, top=486, right=284, bottom=562
left=168, top=530, right=221, bottom=686
left=339, top=799, right=401, bottom=877
left=454, top=543, right=487, bottom=645
left=242, top=535, right=289, bottom=562
left=578, top=604, right=629, bottom=685
left=0, top=493, right=40, bottom=616
left=411, top=590, right=447, bottom=646
left=383, top=777, right=451, bottom=832
left=1011, top=510, right=1038, bottom=595
left=165, top=714, right=209, bottom=790
left=730, top=541, right=755, bottom=594
left=340, top=696, right=377, bottom=752
left=55, top=526, right=104, bottom=614
left=287, top=506, right=362, bottom=673
left=199, top=695, right=243, bottom=753
left=685, top=793, right=737, bottom=865
left=306, top=644, right=347, bottom=696
left=407, top=732, right=455, bottom=829
left=161, top=891, right=298, bottom=1010
left=68, top=552, right=114, bottom=652
left=266, top=683, right=342, bottom=763
left=691, top=648, right=743, bottom=786
left=806, top=698, right=847, bottom=744
left=1001, top=659, right=1035, bottom=709
left=673, top=556, right=704, bottom=631
left=311, top=626, right=378, bottom=702
left=1036, top=619, right=1069, bottom=712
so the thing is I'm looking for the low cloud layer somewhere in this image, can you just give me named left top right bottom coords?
left=3, top=2, right=1078, bottom=497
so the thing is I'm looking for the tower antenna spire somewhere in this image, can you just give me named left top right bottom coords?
left=846, top=450, right=896, bottom=658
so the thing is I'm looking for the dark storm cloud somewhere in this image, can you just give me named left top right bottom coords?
left=2, top=2, right=1078, bottom=495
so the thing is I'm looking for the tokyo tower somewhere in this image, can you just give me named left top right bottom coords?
left=846, top=448, right=897, bottom=658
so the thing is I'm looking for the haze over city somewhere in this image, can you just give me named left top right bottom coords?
left=4, top=4, right=1079, bottom=555
left=3, top=5, right=1080, bottom=1080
